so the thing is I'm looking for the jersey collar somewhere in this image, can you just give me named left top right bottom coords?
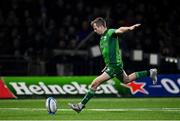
left=102, top=29, right=108, bottom=36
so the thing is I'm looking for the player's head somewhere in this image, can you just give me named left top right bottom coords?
left=91, top=17, right=107, bottom=35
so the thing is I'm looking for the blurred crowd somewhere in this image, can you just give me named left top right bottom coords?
left=0, top=0, right=92, bottom=60
left=0, top=0, right=179, bottom=75
left=0, top=0, right=179, bottom=56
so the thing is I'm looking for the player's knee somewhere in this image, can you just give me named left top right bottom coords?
left=123, top=76, right=130, bottom=84
left=90, top=81, right=99, bottom=90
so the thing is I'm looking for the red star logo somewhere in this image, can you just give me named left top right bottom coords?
left=121, top=81, right=149, bottom=95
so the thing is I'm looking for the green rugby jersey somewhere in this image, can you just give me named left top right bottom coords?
left=100, top=29, right=123, bottom=67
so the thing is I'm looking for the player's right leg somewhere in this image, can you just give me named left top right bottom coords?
left=69, top=72, right=111, bottom=113
left=118, top=69, right=157, bottom=85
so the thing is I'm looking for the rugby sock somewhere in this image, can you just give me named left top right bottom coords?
left=135, top=70, right=150, bottom=79
left=80, top=88, right=95, bottom=105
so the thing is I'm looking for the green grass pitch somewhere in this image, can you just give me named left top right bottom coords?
left=0, top=98, right=180, bottom=120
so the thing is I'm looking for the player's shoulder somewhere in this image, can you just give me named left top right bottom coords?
left=107, top=28, right=116, bottom=36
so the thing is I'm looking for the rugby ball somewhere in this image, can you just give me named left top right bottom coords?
left=46, top=97, right=57, bottom=114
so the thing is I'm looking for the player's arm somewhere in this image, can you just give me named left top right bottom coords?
left=115, top=24, right=141, bottom=34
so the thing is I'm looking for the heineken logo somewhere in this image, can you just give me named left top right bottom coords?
left=2, top=75, right=179, bottom=99
left=9, top=81, right=118, bottom=95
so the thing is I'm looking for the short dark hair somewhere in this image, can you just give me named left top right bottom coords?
left=91, top=17, right=106, bottom=27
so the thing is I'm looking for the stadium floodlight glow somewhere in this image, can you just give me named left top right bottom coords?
left=165, top=57, right=178, bottom=63
left=165, top=57, right=169, bottom=62
left=149, top=54, right=158, bottom=65
left=132, top=50, right=143, bottom=61
left=169, top=58, right=174, bottom=63
left=174, top=59, right=178, bottom=63
left=90, top=45, right=101, bottom=57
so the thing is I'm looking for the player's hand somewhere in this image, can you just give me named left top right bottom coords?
left=129, top=24, right=141, bottom=30
left=134, top=24, right=141, bottom=28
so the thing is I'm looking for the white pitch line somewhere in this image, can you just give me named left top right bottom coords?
left=1, top=108, right=180, bottom=112
left=0, top=120, right=180, bottom=121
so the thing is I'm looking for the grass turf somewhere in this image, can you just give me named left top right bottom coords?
left=0, top=98, right=180, bottom=120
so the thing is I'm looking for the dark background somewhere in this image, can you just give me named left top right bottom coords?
left=0, top=0, right=179, bottom=76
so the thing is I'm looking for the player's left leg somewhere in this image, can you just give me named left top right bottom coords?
left=69, top=72, right=111, bottom=113
left=80, top=72, right=111, bottom=105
